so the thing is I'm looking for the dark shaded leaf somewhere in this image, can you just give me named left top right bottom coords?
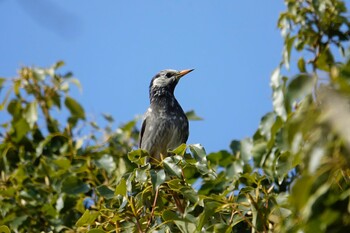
left=97, top=185, right=115, bottom=200
left=61, top=177, right=90, bottom=195
left=230, top=140, right=241, bottom=154
left=102, top=113, right=114, bottom=123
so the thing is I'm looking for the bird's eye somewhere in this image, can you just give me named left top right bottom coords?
left=165, top=73, right=173, bottom=78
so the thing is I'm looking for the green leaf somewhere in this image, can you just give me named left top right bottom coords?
left=24, top=101, right=38, bottom=128
left=115, top=178, right=127, bottom=197
left=259, top=112, right=275, bottom=140
left=271, top=68, right=287, bottom=120
left=95, top=154, right=116, bottom=175
left=97, top=185, right=115, bottom=200
left=276, top=151, right=292, bottom=183
left=135, top=166, right=149, bottom=185
left=53, top=158, right=71, bottom=170
left=170, top=143, right=187, bottom=156
left=52, top=60, right=65, bottom=70
left=102, top=113, right=114, bottom=123
left=13, top=118, right=30, bottom=142
left=207, top=150, right=232, bottom=167
left=61, top=176, right=90, bottom=195
left=298, top=57, right=306, bottom=72
left=76, top=210, right=99, bottom=227
left=32, top=68, right=46, bottom=81
left=0, top=225, right=11, bottom=233
left=163, top=156, right=182, bottom=178
left=162, top=210, right=179, bottom=221
left=0, top=77, right=5, bottom=89
left=251, top=141, right=267, bottom=166
left=316, top=47, right=334, bottom=71
left=189, top=144, right=207, bottom=163
left=174, top=219, right=196, bottom=233
left=64, top=96, right=85, bottom=119
left=127, top=149, right=148, bottom=165
left=180, top=186, right=199, bottom=203
left=240, top=138, right=253, bottom=162
left=185, top=110, right=203, bottom=121
left=230, top=140, right=241, bottom=154
left=68, top=78, right=82, bottom=92
left=150, top=169, right=165, bottom=190
left=0, top=88, right=12, bottom=111
left=287, top=74, right=315, bottom=104
left=283, top=35, right=295, bottom=69
left=290, top=175, right=315, bottom=211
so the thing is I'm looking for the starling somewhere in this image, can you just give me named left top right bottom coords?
left=139, top=69, right=194, bottom=163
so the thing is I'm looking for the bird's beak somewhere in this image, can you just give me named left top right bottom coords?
left=177, top=69, right=194, bottom=79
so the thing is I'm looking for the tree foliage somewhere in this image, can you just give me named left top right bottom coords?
left=1, top=0, right=350, bottom=232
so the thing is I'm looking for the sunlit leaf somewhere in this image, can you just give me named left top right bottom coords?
left=259, top=112, right=275, bottom=140
left=287, top=75, right=315, bottom=111
left=185, top=110, right=203, bottom=121
left=298, top=57, right=306, bottom=72
left=65, top=96, right=85, bottom=119
left=316, top=46, right=334, bottom=71
left=76, top=210, right=99, bottom=227
left=170, top=143, right=187, bottom=156
left=240, top=138, right=253, bottom=162
left=115, top=178, right=127, bottom=197
left=0, top=225, right=11, bottom=233
left=163, top=156, right=182, bottom=178
left=95, top=154, right=116, bottom=175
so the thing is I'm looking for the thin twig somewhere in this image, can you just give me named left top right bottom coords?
left=147, top=187, right=159, bottom=228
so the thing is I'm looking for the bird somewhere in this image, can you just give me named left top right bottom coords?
left=139, top=69, right=194, bottom=164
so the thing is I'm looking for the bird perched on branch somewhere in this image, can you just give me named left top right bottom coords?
left=139, top=69, right=194, bottom=164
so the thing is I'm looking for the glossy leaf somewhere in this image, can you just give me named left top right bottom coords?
left=150, top=169, right=165, bottom=190
left=163, top=156, right=182, bottom=178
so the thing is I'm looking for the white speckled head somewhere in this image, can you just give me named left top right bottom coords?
left=151, top=69, right=179, bottom=88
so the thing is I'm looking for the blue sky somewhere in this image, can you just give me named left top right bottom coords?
left=1, top=0, right=286, bottom=153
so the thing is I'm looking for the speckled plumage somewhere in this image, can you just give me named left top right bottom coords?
left=139, top=69, right=193, bottom=163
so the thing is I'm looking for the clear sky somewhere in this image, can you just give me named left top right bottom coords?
left=1, top=0, right=286, bottom=153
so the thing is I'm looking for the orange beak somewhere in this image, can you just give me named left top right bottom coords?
left=178, top=69, right=194, bottom=79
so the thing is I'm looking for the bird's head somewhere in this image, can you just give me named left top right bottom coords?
left=149, top=69, right=194, bottom=98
